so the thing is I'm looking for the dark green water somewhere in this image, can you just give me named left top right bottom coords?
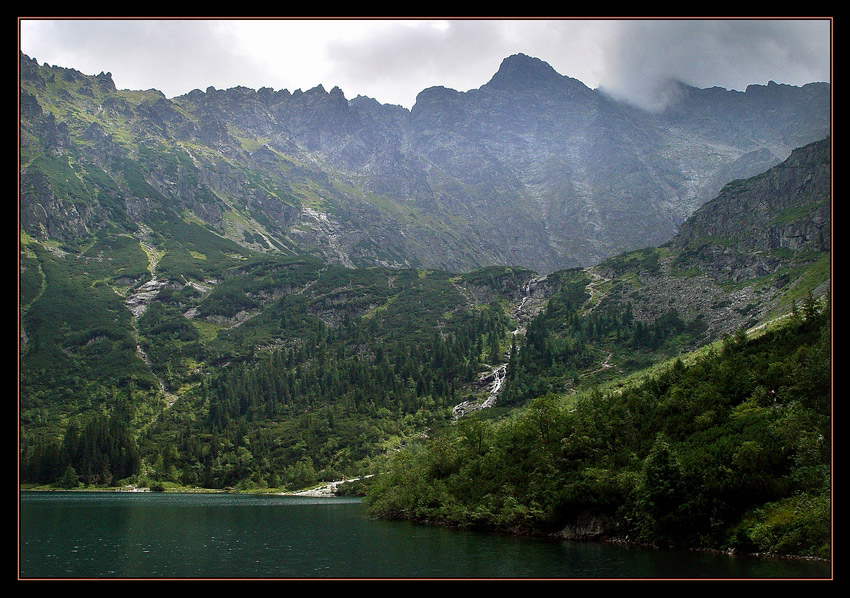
left=19, top=492, right=830, bottom=579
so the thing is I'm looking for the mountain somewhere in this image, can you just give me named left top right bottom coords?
left=608, top=137, right=830, bottom=335
left=498, top=137, right=831, bottom=405
left=19, top=51, right=830, bottom=500
left=358, top=144, right=831, bottom=561
left=671, top=137, right=831, bottom=268
left=19, top=131, right=831, bottom=480
left=18, top=51, right=831, bottom=560
left=19, top=52, right=830, bottom=274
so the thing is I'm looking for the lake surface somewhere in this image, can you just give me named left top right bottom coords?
left=19, top=491, right=831, bottom=580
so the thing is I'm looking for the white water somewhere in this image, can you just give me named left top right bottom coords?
left=453, top=277, right=547, bottom=418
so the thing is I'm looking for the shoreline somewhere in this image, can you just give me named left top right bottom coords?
left=280, top=475, right=373, bottom=497
left=20, top=486, right=829, bottom=566
left=20, top=475, right=374, bottom=496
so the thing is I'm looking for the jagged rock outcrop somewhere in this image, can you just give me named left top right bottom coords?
left=19, top=52, right=830, bottom=274
left=670, top=137, right=831, bottom=281
left=556, top=511, right=618, bottom=541
left=589, top=137, right=831, bottom=342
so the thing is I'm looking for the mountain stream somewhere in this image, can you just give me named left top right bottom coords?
left=452, top=276, right=549, bottom=418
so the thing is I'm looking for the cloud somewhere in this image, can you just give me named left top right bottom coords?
left=19, top=19, right=620, bottom=107
left=319, top=20, right=618, bottom=107
left=20, top=20, right=270, bottom=95
left=595, top=19, right=831, bottom=111
left=19, top=18, right=831, bottom=111
left=322, top=20, right=506, bottom=105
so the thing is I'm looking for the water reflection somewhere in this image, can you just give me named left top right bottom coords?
left=19, top=492, right=831, bottom=579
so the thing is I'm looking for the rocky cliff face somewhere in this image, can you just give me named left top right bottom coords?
left=589, top=137, right=831, bottom=342
left=19, top=52, right=830, bottom=275
left=671, top=137, right=831, bottom=282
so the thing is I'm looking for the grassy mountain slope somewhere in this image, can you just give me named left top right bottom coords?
left=498, top=138, right=831, bottom=403
left=20, top=238, right=540, bottom=488
left=20, top=135, right=830, bottom=497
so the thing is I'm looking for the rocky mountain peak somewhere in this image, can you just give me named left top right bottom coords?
left=18, top=52, right=830, bottom=275
left=483, top=53, right=580, bottom=92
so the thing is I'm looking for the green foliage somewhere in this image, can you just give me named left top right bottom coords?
left=21, top=245, right=522, bottom=492
left=24, top=154, right=91, bottom=206
left=601, top=247, right=662, bottom=278
left=138, top=290, right=509, bottom=489
left=155, top=219, right=249, bottom=283
left=737, top=493, right=831, bottom=558
left=20, top=243, right=157, bottom=426
left=80, top=234, right=151, bottom=283
left=21, top=403, right=142, bottom=487
left=367, top=308, right=831, bottom=558
left=458, top=266, right=536, bottom=292
left=137, top=302, right=204, bottom=390
left=501, top=268, right=708, bottom=405
left=19, top=246, right=44, bottom=308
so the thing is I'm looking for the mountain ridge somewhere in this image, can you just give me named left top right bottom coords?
left=20, top=62, right=831, bottom=536
left=19, top=51, right=830, bottom=275
left=19, top=51, right=832, bottom=562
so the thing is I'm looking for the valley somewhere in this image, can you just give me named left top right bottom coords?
left=18, top=50, right=831, bottom=562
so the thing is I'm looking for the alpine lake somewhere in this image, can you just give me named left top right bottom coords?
left=19, top=491, right=830, bottom=580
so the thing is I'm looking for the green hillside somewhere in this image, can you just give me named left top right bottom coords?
left=20, top=234, right=537, bottom=489
left=366, top=297, right=831, bottom=559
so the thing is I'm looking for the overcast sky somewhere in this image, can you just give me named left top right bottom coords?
left=18, top=18, right=832, bottom=111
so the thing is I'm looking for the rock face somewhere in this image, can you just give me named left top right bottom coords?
left=19, top=52, right=830, bottom=275
left=670, top=137, right=831, bottom=281
left=591, top=137, right=831, bottom=342
left=556, top=510, right=617, bottom=541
